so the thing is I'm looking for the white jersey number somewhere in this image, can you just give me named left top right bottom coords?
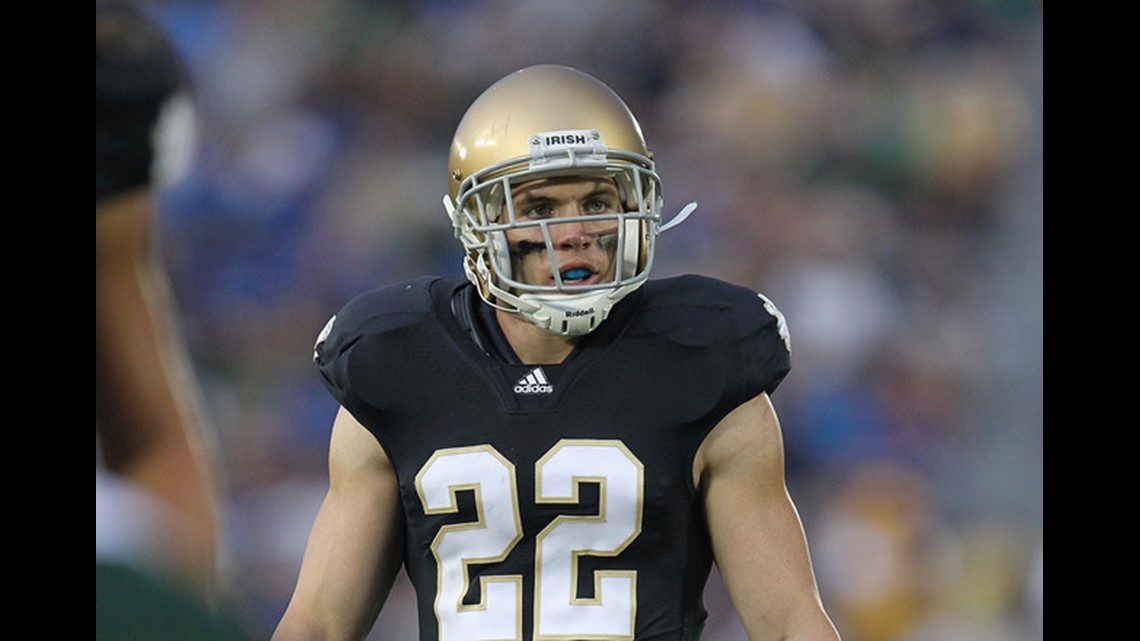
left=415, top=440, right=644, bottom=641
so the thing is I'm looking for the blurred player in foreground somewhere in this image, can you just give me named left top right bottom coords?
left=274, top=64, right=841, bottom=641
left=96, top=2, right=247, bottom=638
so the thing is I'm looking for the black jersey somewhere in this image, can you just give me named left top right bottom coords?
left=314, top=274, right=791, bottom=641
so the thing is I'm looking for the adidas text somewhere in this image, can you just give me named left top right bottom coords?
left=514, top=383, right=554, bottom=394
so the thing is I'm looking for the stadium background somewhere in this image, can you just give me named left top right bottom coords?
left=145, top=1, right=1043, bottom=639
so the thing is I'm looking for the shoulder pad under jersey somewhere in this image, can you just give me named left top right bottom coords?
left=639, top=274, right=792, bottom=396
left=312, top=276, right=440, bottom=408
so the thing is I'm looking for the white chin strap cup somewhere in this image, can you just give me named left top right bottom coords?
left=521, top=291, right=614, bottom=337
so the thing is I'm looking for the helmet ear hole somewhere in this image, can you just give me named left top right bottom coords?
left=475, top=182, right=505, bottom=225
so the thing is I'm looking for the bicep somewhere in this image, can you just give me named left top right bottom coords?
left=696, top=393, right=840, bottom=641
left=275, top=407, right=406, bottom=641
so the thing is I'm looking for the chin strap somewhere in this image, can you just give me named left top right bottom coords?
left=659, top=201, right=697, bottom=233
left=519, top=288, right=629, bottom=336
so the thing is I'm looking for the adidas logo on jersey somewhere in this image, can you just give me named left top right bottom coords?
left=514, top=367, right=553, bottom=395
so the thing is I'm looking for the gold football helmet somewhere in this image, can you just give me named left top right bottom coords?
left=444, top=64, right=695, bottom=336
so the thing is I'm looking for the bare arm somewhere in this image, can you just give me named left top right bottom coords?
left=273, top=406, right=406, bottom=641
left=96, top=188, right=220, bottom=595
left=695, top=392, right=841, bottom=641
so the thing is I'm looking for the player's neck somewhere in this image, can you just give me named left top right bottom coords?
left=495, top=309, right=576, bottom=365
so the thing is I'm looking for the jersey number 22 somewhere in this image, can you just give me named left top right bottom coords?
left=415, top=439, right=644, bottom=641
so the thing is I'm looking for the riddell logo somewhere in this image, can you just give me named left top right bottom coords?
left=565, top=308, right=595, bottom=318
left=514, top=367, right=553, bottom=394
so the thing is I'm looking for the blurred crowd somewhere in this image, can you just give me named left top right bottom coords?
left=143, top=1, right=1042, bottom=639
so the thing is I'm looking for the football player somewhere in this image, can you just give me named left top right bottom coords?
left=274, top=65, right=841, bottom=641
left=97, top=3, right=248, bottom=638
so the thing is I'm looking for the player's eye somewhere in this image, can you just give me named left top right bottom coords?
left=522, top=203, right=554, bottom=219
left=583, top=193, right=621, bottom=214
left=584, top=199, right=607, bottom=213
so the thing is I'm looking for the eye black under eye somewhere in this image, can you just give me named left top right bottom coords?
left=511, top=240, right=547, bottom=257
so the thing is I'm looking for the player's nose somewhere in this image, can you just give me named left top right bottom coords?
left=550, top=218, right=593, bottom=250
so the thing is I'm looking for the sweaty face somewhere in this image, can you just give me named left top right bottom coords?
left=504, top=177, right=622, bottom=288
